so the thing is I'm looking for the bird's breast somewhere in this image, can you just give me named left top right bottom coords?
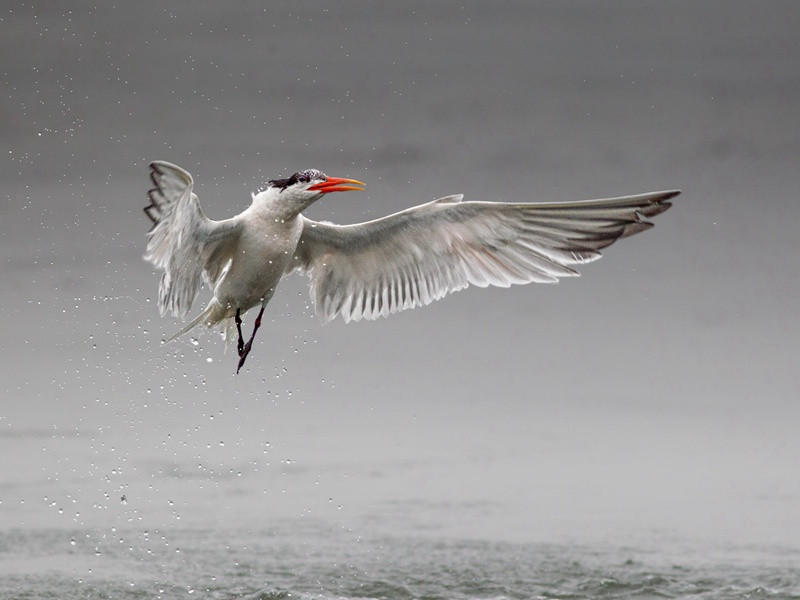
left=214, top=217, right=302, bottom=311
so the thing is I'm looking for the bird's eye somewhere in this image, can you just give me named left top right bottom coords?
left=297, top=173, right=310, bottom=183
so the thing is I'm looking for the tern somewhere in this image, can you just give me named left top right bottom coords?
left=143, top=161, right=679, bottom=372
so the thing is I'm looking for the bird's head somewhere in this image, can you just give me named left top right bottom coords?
left=269, top=169, right=364, bottom=195
left=260, top=169, right=365, bottom=217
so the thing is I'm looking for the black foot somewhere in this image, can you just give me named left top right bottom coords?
left=235, top=309, right=244, bottom=356
left=236, top=340, right=253, bottom=374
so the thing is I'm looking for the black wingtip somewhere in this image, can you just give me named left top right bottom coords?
left=143, top=204, right=158, bottom=225
left=662, top=190, right=682, bottom=201
left=143, top=163, right=166, bottom=229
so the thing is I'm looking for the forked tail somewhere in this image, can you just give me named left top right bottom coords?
left=164, top=301, right=224, bottom=343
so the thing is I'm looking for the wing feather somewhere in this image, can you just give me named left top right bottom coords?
left=143, top=161, right=242, bottom=318
left=291, top=190, right=680, bottom=324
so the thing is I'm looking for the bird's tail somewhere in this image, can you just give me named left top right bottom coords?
left=221, top=317, right=237, bottom=353
left=164, top=301, right=224, bottom=344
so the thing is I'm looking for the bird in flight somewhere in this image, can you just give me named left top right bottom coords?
left=143, top=161, right=679, bottom=372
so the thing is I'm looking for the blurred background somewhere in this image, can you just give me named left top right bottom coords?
left=1, top=0, right=798, bottom=579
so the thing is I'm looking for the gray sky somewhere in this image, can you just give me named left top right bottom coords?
left=1, top=2, right=799, bottom=547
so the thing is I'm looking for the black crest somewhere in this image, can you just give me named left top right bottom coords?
left=268, top=169, right=326, bottom=191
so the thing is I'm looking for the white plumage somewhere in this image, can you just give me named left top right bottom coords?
left=143, top=160, right=679, bottom=370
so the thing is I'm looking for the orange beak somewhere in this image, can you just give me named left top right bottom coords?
left=308, top=176, right=365, bottom=194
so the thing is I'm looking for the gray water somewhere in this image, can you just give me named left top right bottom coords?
left=3, top=525, right=800, bottom=599
left=3, top=2, right=800, bottom=598
left=1, top=421, right=799, bottom=599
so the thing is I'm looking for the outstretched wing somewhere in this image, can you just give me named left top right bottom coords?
left=291, top=190, right=680, bottom=323
left=143, top=161, right=242, bottom=318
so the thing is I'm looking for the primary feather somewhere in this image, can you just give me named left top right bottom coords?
left=143, top=161, right=242, bottom=319
left=290, top=190, right=679, bottom=323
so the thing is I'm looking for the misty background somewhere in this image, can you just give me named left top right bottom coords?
left=1, top=0, right=799, bottom=568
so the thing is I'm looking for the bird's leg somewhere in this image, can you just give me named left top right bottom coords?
left=235, top=309, right=244, bottom=356
left=236, top=300, right=267, bottom=374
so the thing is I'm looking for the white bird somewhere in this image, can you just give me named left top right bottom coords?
left=143, top=161, right=679, bottom=372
